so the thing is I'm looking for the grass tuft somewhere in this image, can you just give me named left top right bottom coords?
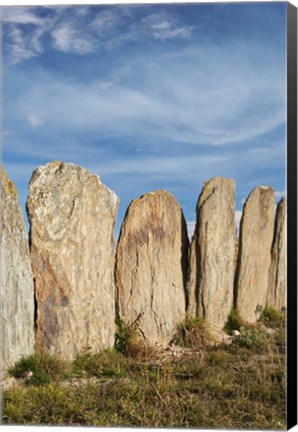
left=71, top=349, right=129, bottom=378
left=224, top=308, right=244, bottom=334
left=259, top=307, right=286, bottom=329
left=114, top=318, right=156, bottom=361
left=8, top=351, right=69, bottom=386
left=114, top=318, right=137, bottom=355
left=232, top=326, right=270, bottom=354
left=171, top=316, right=212, bottom=349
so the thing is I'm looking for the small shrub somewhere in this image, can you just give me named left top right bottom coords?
left=8, top=351, right=69, bottom=386
left=171, top=317, right=211, bottom=349
left=233, top=326, right=269, bottom=354
left=125, top=338, right=156, bottom=361
left=71, top=347, right=93, bottom=377
left=114, top=318, right=137, bottom=355
left=224, top=308, right=244, bottom=334
left=259, top=307, right=286, bottom=329
left=114, top=318, right=155, bottom=360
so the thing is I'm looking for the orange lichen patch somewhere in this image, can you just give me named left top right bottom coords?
left=0, top=165, right=18, bottom=197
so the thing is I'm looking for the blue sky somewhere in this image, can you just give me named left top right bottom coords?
left=2, top=2, right=287, bottom=238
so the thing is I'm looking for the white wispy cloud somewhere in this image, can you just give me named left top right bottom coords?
left=149, top=21, right=192, bottom=40
left=159, top=48, right=202, bottom=62
left=25, top=112, right=45, bottom=128
left=2, top=6, right=194, bottom=63
left=90, top=9, right=121, bottom=34
left=142, top=11, right=193, bottom=40
left=6, top=27, right=38, bottom=63
left=2, top=7, right=45, bottom=25
left=2, top=7, right=50, bottom=63
left=88, top=8, right=194, bottom=49
left=14, top=46, right=285, bottom=148
left=51, top=23, right=95, bottom=54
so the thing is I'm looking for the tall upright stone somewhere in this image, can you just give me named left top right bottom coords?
left=267, top=198, right=287, bottom=310
left=27, top=161, right=119, bottom=360
left=115, top=190, right=189, bottom=345
left=1, top=167, right=34, bottom=369
left=188, top=177, right=236, bottom=332
left=235, top=186, right=275, bottom=323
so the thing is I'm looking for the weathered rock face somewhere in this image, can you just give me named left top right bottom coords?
left=27, top=161, right=119, bottom=360
left=115, top=190, right=189, bottom=345
left=1, top=167, right=35, bottom=369
left=267, top=198, right=287, bottom=310
left=188, top=177, right=236, bottom=332
left=235, top=186, right=275, bottom=323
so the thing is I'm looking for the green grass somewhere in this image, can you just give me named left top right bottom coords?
left=8, top=351, right=69, bottom=386
left=114, top=318, right=136, bottom=355
left=259, top=307, right=286, bottom=329
left=232, top=325, right=271, bottom=353
left=224, top=308, right=245, bottom=334
left=3, top=311, right=286, bottom=429
left=70, top=348, right=130, bottom=378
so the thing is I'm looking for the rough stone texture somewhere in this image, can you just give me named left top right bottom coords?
left=115, top=190, right=189, bottom=345
left=267, top=198, right=287, bottom=310
left=1, top=167, right=35, bottom=369
left=235, top=186, right=275, bottom=323
left=27, top=161, right=119, bottom=360
left=188, top=177, right=236, bottom=332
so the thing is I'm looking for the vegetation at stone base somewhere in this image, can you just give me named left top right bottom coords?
left=170, top=316, right=212, bottom=349
left=3, top=309, right=286, bottom=429
left=114, top=318, right=157, bottom=361
left=114, top=317, right=135, bottom=355
left=259, top=306, right=286, bottom=329
left=231, top=325, right=271, bottom=354
left=8, top=351, right=69, bottom=386
left=224, top=308, right=245, bottom=334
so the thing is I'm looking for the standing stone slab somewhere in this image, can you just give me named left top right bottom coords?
left=115, top=190, right=189, bottom=345
left=1, top=167, right=34, bottom=369
left=27, top=161, right=118, bottom=360
left=188, top=177, right=236, bottom=332
left=267, top=198, right=287, bottom=310
left=235, top=186, right=275, bottom=323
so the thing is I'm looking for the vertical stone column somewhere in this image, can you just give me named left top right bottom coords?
left=27, top=161, right=119, bottom=360
left=267, top=198, right=287, bottom=310
left=235, top=186, right=275, bottom=323
left=115, top=190, right=188, bottom=345
left=1, top=167, right=34, bottom=369
left=188, top=177, right=236, bottom=332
